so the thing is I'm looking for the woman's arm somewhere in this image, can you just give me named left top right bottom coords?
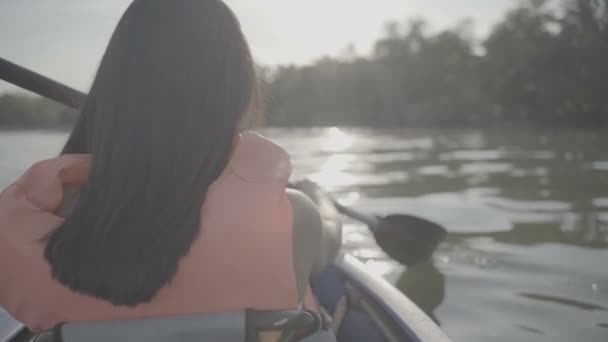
left=287, top=181, right=343, bottom=302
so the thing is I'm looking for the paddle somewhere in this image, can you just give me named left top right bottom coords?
left=0, top=57, right=86, bottom=108
left=290, top=181, right=447, bottom=266
left=0, top=57, right=449, bottom=266
left=332, top=200, right=447, bottom=266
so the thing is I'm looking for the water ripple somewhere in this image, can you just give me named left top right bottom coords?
left=518, top=293, right=608, bottom=311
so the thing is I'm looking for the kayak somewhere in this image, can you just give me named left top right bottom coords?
left=1, top=254, right=450, bottom=342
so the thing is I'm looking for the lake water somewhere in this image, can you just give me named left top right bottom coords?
left=1, top=127, right=607, bottom=341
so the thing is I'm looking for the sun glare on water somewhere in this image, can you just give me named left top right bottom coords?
left=322, top=127, right=354, bottom=152
left=308, top=127, right=359, bottom=189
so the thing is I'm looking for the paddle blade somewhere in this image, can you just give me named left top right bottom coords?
left=373, top=215, right=447, bottom=266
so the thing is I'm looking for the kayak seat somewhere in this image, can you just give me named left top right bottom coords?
left=32, top=310, right=336, bottom=342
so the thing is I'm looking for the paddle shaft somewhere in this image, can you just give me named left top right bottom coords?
left=331, top=199, right=379, bottom=229
left=0, top=57, right=85, bottom=109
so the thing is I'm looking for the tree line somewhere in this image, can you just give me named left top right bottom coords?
left=0, top=93, right=77, bottom=128
left=1, top=0, right=607, bottom=128
left=264, top=0, right=608, bottom=127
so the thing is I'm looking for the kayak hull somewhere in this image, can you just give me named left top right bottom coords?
left=313, top=254, right=451, bottom=342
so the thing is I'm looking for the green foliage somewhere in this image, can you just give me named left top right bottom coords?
left=481, top=0, right=608, bottom=125
left=0, top=94, right=77, bottom=128
left=265, top=0, right=608, bottom=126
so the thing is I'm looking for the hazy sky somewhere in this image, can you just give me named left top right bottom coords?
left=0, top=0, right=515, bottom=94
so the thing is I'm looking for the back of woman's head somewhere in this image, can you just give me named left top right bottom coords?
left=46, top=0, right=258, bottom=306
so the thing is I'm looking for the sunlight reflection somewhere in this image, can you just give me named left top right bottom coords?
left=309, top=171, right=355, bottom=189
left=593, top=161, right=608, bottom=171
left=363, top=260, right=405, bottom=280
left=310, top=145, right=358, bottom=189
left=309, top=129, right=414, bottom=189
left=322, top=153, right=358, bottom=171
left=338, top=191, right=361, bottom=206
left=343, top=231, right=369, bottom=245
left=459, top=162, right=513, bottom=175
left=322, top=127, right=354, bottom=152
left=593, top=198, right=608, bottom=208
left=418, top=165, right=450, bottom=176
left=351, top=248, right=388, bottom=260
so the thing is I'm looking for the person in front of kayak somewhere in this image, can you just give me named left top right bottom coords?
left=0, top=0, right=340, bottom=339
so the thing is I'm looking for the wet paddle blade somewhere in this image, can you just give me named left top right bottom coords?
left=372, top=215, right=447, bottom=266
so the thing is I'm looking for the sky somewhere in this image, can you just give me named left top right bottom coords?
left=0, top=0, right=516, bottom=94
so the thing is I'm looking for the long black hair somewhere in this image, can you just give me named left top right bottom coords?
left=45, top=0, right=259, bottom=306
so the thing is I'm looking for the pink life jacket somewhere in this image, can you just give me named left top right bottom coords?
left=0, top=131, right=316, bottom=333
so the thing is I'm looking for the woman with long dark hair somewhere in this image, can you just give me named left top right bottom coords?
left=0, top=0, right=339, bottom=339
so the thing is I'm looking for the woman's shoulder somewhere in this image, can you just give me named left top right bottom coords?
left=227, top=131, right=292, bottom=183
